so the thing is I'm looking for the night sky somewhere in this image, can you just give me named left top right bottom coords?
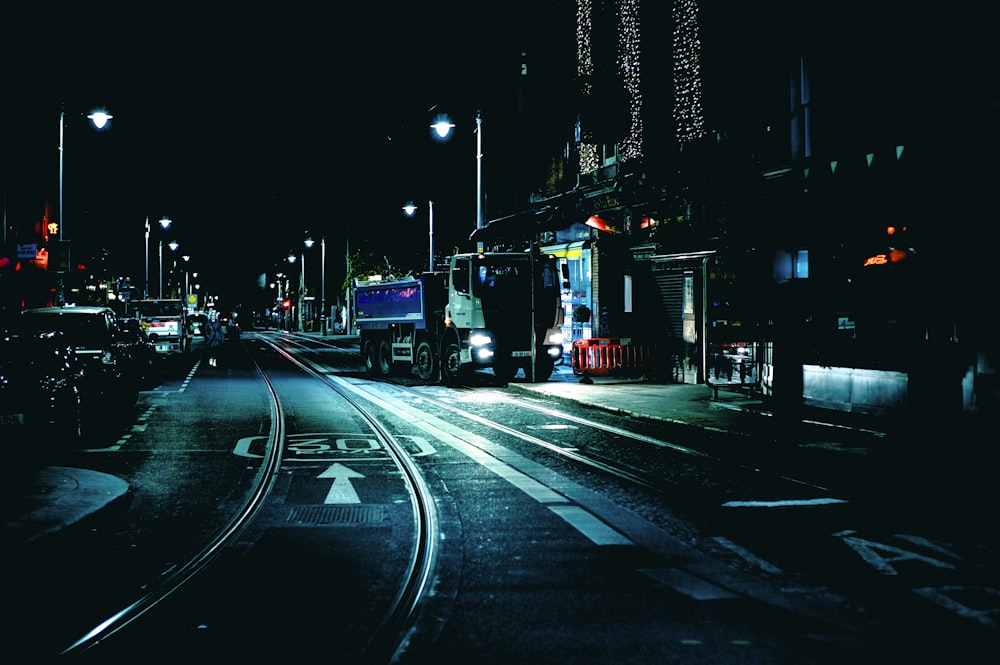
left=2, top=3, right=990, bottom=311
left=1, top=3, right=551, bottom=309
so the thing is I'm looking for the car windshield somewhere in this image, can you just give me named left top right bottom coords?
left=19, top=312, right=108, bottom=347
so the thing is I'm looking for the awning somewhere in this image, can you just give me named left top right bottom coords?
left=469, top=205, right=592, bottom=244
left=541, top=240, right=588, bottom=259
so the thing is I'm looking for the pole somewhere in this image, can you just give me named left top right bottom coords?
left=428, top=200, right=435, bottom=273
left=144, top=216, right=150, bottom=299
left=59, top=107, right=65, bottom=241
left=320, top=236, right=327, bottom=335
left=158, top=239, right=163, bottom=299
left=298, top=251, right=305, bottom=332
left=475, top=111, right=482, bottom=230
left=475, top=111, right=484, bottom=253
left=345, top=228, right=351, bottom=335
left=56, top=106, right=66, bottom=305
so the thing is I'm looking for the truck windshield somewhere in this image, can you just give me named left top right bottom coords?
left=472, top=258, right=559, bottom=297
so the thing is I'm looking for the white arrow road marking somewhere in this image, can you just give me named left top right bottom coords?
left=319, top=463, right=365, bottom=504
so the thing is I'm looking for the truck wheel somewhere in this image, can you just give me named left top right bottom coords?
left=363, top=340, right=378, bottom=376
left=415, top=341, right=437, bottom=381
left=441, top=341, right=464, bottom=384
left=378, top=340, right=393, bottom=376
left=531, top=357, right=554, bottom=382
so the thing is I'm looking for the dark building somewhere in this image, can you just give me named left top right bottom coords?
left=499, top=1, right=998, bottom=415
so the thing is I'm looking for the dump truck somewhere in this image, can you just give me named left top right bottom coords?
left=354, top=249, right=564, bottom=383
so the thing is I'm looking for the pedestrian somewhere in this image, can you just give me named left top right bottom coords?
left=204, top=309, right=224, bottom=367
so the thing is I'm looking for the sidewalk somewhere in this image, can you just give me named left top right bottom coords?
left=507, top=355, right=896, bottom=444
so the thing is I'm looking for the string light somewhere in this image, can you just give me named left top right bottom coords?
left=618, top=0, right=643, bottom=160
left=576, top=0, right=644, bottom=173
left=673, top=0, right=706, bottom=143
left=576, top=0, right=599, bottom=174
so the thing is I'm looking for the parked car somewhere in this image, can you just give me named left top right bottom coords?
left=16, top=306, right=141, bottom=423
left=120, top=316, right=161, bottom=389
left=0, top=329, right=85, bottom=442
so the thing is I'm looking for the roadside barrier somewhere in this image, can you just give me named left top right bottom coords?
left=571, top=337, right=657, bottom=377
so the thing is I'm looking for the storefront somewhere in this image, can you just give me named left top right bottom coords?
left=542, top=239, right=592, bottom=354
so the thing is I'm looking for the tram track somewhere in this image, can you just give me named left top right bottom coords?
left=61, top=334, right=439, bottom=663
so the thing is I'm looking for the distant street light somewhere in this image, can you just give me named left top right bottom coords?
left=303, top=236, right=314, bottom=332
left=157, top=216, right=172, bottom=298
left=181, top=255, right=191, bottom=310
left=167, top=240, right=179, bottom=298
left=403, top=201, right=434, bottom=272
left=288, top=250, right=304, bottom=331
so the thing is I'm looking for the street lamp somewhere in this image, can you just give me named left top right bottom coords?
left=166, top=240, right=179, bottom=298
left=59, top=105, right=113, bottom=242
left=157, top=216, right=172, bottom=298
left=56, top=104, right=113, bottom=304
left=303, top=236, right=314, bottom=332
left=288, top=250, right=303, bottom=331
left=431, top=110, right=483, bottom=247
left=319, top=236, right=327, bottom=335
left=403, top=201, right=434, bottom=272
left=181, top=255, right=191, bottom=310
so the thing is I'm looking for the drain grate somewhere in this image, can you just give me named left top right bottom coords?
left=286, top=504, right=386, bottom=525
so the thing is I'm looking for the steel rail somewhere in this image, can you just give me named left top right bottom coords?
left=263, top=339, right=440, bottom=664
left=61, top=355, right=287, bottom=655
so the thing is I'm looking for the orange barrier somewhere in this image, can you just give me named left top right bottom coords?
left=571, top=337, right=657, bottom=377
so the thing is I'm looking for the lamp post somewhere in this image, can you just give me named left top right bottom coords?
left=58, top=106, right=113, bottom=243
left=288, top=250, right=303, bottom=331
left=56, top=105, right=113, bottom=304
left=303, top=236, right=315, bottom=331
left=475, top=110, right=483, bottom=232
left=320, top=235, right=327, bottom=335
left=144, top=217, right=150, bottom=299
left=157, top=216, right=172, bottom=298
left=344, top=228, right=352, bottom=335
left=166, top=240, right=179, bottom=298
left=403, top=201, right=434, bottom=272
left=181, top=255, right=191, bottom=310
left=431, top=110, right=483, bottom=248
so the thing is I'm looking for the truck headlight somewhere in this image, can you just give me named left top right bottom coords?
left=469, top=332, right=492, bottom=347
left=546, top=330, right=564, bottom=345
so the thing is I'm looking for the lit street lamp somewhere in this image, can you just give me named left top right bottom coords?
left=403, top=201, right=434, bottom=272
left=55, top=104, right=113, bottom=304
left=431, top=110, right=483, bottom=248
left=303, top=237, right=314, bottom=332
left=166, top=240, right=179, bottom=298
left=288, top=250, right=304, bottom=332
left=156, top=216, right=173, bottom=298
left=59, top=106, right=113, bottom=242
left=181, top=255, right=191, bottom=310
left=145, top=215, right=172, bottom=299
